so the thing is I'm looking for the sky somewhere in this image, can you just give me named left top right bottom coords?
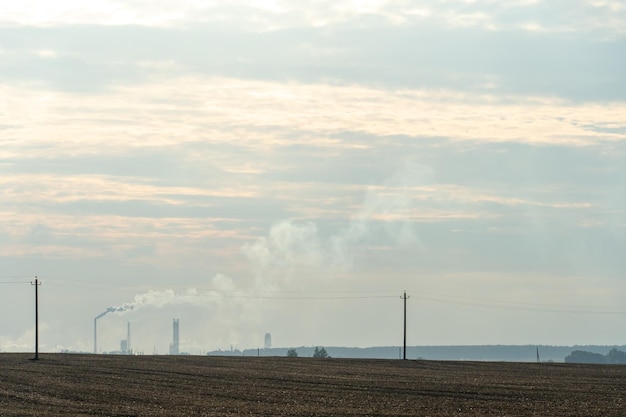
left=1, top=0, right=625, bottom=354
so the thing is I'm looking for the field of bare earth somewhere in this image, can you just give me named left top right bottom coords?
left=0, top=353, right=624, bottom=416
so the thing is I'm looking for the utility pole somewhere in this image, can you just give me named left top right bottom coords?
left=402, top=291, right=409, bottom=360
left=94, top=318, right=97, bottom=354
left=31, top=277, right=42, bottom=361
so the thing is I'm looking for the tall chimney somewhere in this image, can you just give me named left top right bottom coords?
left=169, top=318, right=179, bottom=355
left=127, top=322, right=131, bottom=354
left=94, top=318, right=97, bottom=354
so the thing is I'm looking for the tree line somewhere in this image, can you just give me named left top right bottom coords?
left=564, top=348, right=626, bottom=364
left=287, top=346, right=330, bottom=358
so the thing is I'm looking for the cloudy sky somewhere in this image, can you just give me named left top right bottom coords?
left=1, top=0, right=625, bottom=354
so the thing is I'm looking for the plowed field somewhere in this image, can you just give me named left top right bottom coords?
left=1, top=353, right=624, bottom=416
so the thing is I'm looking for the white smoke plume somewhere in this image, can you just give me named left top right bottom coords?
left=95, top=304, right=134, bottom=320
left=243, top=163, right=426, bottom=287
left=94, top=274, right=237, bottom=320
left=93, top=165, right=426, bottom=350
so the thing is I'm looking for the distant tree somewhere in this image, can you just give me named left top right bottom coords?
left=287, top=348, right=298, bottom=358
left=565, top=348, right=626, bottom=364
left=313, top=346, right=330, bottom=358
left=606, top=348, right=626, bottom=364
left=564, top=350, right=606, bottom=364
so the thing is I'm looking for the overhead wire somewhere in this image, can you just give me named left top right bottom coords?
left=8, top=277, right=625, bottom=313
left=409, top=290, right=626, bottom=314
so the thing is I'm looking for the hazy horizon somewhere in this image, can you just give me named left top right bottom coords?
left=1, top=0, right=625, bottom=354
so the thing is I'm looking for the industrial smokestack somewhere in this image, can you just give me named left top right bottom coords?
left=94, top=305, right=134, bottom=354
left=169, top=319, right=179, bottom=355
left=91, top=285, right=229, bottom=352
left=127, top=322, right=131, bottom=354
left=94, top=318, right=97, bottom=354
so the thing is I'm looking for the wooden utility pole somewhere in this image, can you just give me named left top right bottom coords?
left=31, top=277, right=42, bottom=360
left=402, top=291, right=409, bottom=360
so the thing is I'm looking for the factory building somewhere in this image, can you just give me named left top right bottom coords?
left=264, top=333, right=272, bottom=349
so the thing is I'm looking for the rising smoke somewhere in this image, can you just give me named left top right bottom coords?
left=94, top=164, right=426, bottom=350
left=242, top=162, right=425, bottom=288
left=93, top=276, right=241, bottom=322
left=93, top=275, right=261, bottom=352
left=95, top=304, right=134, bottom=320
left=96, top=164, right=424, bottom=318
left=98, top=288, right=207, bottom=320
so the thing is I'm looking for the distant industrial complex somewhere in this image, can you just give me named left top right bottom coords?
left=94, top=318, right=182, bottom=355
left=93, top=315, right=274, bottom=356
left=89, top=311, right=625, bottom=363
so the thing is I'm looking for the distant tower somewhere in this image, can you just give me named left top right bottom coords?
left=120, top=322, right=132, bottom=354
left=127, top=322, right=131, bottom=355
left=169, top=319, right=180, bottom=355
left=264, top=333, right=271, bottom=349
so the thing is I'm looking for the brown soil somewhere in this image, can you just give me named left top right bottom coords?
left=0, top=353, right=624, bottom=416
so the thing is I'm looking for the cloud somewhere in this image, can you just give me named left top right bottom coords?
left=1, top=4, right=625, bottom=99
left=1, top=72, right=624, bottom=268
left=2, top=0, right=625, bottom=36
left=2, top=78, right=625, bottom=167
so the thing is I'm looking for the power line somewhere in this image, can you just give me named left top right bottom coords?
left=24, top=278, right=626, bottom=314
left=0, top=276, right=32, bottom=284
left=214, top=294, right=398, bottom=300
left=411, top=292, right=626, bottom=314
left=43, top=280, right=401, bottom=300
left=0, top=275, right=33, bottom=278
left=412, top=289, right=624, bottom=310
